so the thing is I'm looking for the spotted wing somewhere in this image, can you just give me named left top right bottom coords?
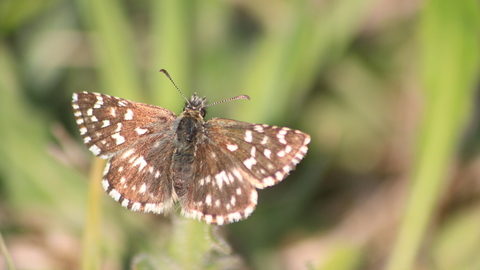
left=72, top=92, right=177, bottom=158
left=181, top=118, right=310, bottom=225
left=72, top=92, right=178, bottom=214
left=101, top=136, right=178, bottom=214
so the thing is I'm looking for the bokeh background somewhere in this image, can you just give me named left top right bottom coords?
left=1, top=0, right=479, bottom=269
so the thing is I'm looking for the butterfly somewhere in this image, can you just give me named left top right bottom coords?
left=71, top=70, right=310, bottom=225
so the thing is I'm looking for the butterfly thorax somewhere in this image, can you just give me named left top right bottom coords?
left=172, top=95, right=207, bottom=196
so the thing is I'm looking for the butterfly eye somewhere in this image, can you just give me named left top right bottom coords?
left=200, top=108, right=206, bottom=117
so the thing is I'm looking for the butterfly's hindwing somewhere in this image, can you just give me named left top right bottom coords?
left=181, top=139, right=258, bottom=225
left=102, top=137, right=177, bottom=214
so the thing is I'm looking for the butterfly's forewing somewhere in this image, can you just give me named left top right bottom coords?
left=72, top=92, right=176, bottom=158
left=181, top=118, right=310, bottom=225
left=206, top=118, right=310, bottom=188
left=72, top=92, right=178, bottom=213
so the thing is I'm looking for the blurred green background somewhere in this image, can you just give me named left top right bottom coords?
left=0, top=0, right=479, bottom=269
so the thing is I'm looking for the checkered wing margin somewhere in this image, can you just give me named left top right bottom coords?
left=181, top=118, right=310, bottom=225
left=72, top=92, right=178, bottom=214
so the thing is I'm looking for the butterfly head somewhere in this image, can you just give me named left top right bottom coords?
left=159, top=69, right=250, bottom=119
left=184, top=93, right=207, bottom=117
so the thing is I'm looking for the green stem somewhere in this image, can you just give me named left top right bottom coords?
left=81, top=158, right=105, bottom=270
left=0, top=231, right=15, bottom=270
left=386, top=1, right=480, bottom=269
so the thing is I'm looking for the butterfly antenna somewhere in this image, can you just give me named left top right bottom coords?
left=159, top=69, right=189, bottom=103
left=206, top=94, right=250, bottom=108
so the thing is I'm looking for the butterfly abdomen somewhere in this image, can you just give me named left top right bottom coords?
left=172, top=113, right=203, bottom=196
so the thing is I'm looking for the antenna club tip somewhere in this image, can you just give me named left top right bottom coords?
left=242, top=95, right=251, bottom=100
left=159, top=69, right=167, bottom=73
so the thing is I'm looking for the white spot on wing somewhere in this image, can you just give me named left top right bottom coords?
left=243, top=157, right=257, bottom=169
left=251, top=190, right=258, bottom=204
left=89, top=145, right=101, bottom=156
left=133, top=156, right=147, bottom=171
left=215, top=171, right=227, bottom=189
left=226, top=144, right=238, bottom=152
left=93, top=94, right=104, bottom=108
left=244, top=206, right=254, bottom=218
left=244, top=130, right=253, bottom=143
left=283, top=165, right=292, bottom=172
left=277, top=129, right=288, bottom=144
left=112, top=133, right=125, bottom=145
left=250, top=146, right=256, bottom=157
left=264, top=176, right=275, bottom=186
left=122, top=149, right=135, bottom=158
left=125, top=109, right=134, bottom=120
left=101, top=179, right=109, bottom=190
left=285, top=145, right=292, bottom=153
left=144, top=203, right=157, bottom=213
left=139, top=183, right=147, bottom=194
left=115, top=123, right=122, bottom=132
left=131, top=202, right=141, bottom=211
left=264, top=149, right=272, bottom=159
left=135, top=127, right=148, bottom=135
left=228, top=212, right=242, bottom=223
left=216, top=216, right=224, bottom=225
left=103, top=162, right=111, bottom=176
left=205, top=194, right=212, bottom=206
left=232, top=169, right=243, bottom=181
left=109, top=189, right=121, bottom=201
left=102, top=120, right=110, bottom=127
left=205, top=214, right=213, bottom=224
left=305, top=135, right=311, bottom=144
left=253, top=125, right=264, bottom=133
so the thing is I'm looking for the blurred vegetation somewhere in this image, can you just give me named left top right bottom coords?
left=0, top=0, right=479, bottom=269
